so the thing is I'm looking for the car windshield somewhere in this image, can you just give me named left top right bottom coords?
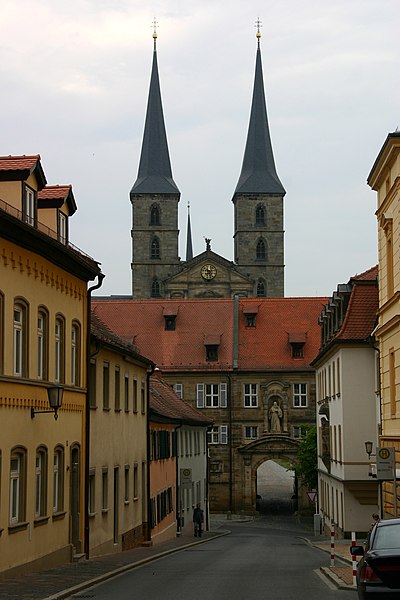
left=373, top=523, right=400, bottom=550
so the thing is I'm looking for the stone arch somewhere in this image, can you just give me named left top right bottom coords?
left=237, top=435, right=301, bottom=513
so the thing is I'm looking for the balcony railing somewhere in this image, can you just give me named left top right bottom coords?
left=0, top=197, right=96, bottom=262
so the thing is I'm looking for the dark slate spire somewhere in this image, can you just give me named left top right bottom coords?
left=233, top=31, right=285, bottom=197
left=131, top=30, right=179, bottom=195
left=186, top=202, right=193, bottom=261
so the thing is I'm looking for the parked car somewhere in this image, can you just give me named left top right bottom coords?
left=350, top=518, right=400, bottom=598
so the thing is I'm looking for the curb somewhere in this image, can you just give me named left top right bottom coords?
left=43, top=530, right=230, bottom=600
left=320, top=567, right=356, bottom=592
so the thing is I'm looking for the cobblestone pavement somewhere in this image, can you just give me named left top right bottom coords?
left=0, top=516, right=359, bottom=598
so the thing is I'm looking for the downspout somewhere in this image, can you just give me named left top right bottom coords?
left=85, top=273, right=105, bottom=560
left=146, top=364, right=155, bottom=542
left=175, top=422, right=183, bottom=536
left=369, top=330, right=383, bottom=518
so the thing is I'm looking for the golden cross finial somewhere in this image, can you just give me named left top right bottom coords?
left=255, top=17, right=262, bottom=45
left=152, top=17, right=158, bottom=48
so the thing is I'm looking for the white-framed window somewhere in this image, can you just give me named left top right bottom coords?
left=23, top=185, right=35, bottom=226
left=58, top=211, right=67, bottom=244
left=173, top=383, right=183, bottom=398
left=103, top=362, right=110, bottom=409
left=293, top=383, right=307, bottom=407
left=244, top=383, right=258, bottom=407
left=10, top=449, right=26, bottom=524
left=196, top=383, right=227, bottom=408
left=35, top=447, right=47, bottom=518
left=244, top=426, right=258, bottom=440
left=13, top=305, right=23, bottom=376
left=37, top=309, right=49, bottom=381
left=53, top=447, right=64, bottom=513
left=207, top=425, right=228, bottom=445
left=55, top=316, right=65, bottom=383
left=71, top=322, right=80, bottom=386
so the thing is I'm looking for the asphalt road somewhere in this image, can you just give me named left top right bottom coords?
left=71, top=519, right=349, bottom=600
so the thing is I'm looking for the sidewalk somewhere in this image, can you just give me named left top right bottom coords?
left=309, top=536, right=357, bottom=591
left=0, top=526, right=229, bottom=600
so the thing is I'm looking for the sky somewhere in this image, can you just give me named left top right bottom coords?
left=1, top=0, right=399, bottom=297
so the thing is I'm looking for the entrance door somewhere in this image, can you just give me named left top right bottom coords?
left=70, top=445, right=81, bottom=552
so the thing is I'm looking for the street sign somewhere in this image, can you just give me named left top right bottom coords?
left=180, top=468, right=192, bottom=487
left=376, top=447, right=395, bottom=480
left=307, top=490, right=317, bottom=503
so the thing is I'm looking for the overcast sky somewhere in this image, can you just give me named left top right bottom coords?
left=1, top=0, right=399, bottom=297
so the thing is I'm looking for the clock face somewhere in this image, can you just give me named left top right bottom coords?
left=201, top=264, right=217, bottom=280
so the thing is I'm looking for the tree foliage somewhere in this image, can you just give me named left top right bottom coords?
left=295, top=425, right=318, bottom=490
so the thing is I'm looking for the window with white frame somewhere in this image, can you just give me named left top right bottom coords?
left=293, top=383, right=307, bottom=407
left=55, top=316, right=65, bottom=383
left=37, top=309, right=48, bottom=381
left=244, top=383, right=258, bottom=407
left=103, top=362, right=110, bottom=409
left=53, top=446, right=64, bottom=513
left=10, top=448, right=26, bottom=524
left=23, top=185, right=35, bottom=226
left=71, top=322, right=80, bottom=386
left=14, top=302, right=28, bottom=377
left=207, top=425, right=228, bottom=445
left=173, top=383, right=183, bottom=399
left=35, top=447, right=47, bottom=518
left=244, top=426, right=258, bottom=440
left=196, top=383, right=227, bottom=408
left=58, top=211, right=67, bottom=244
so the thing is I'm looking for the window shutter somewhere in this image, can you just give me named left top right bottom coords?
left=220, top=383, right=227, bottom=408
left=220, top=425, right=228, bottom=445
left=196, top=383, right=205, bottom=408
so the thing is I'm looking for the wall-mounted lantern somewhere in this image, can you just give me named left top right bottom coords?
left=31, top=385, right=64, bottom=420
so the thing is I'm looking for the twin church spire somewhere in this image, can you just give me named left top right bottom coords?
left=130, top=21, right=285, bottom=299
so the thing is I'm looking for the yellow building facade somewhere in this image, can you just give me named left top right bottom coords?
left=368, top=132, right=400, bottom=516
left=0, top=156, right=102, bottom=576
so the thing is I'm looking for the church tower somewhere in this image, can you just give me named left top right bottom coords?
left=232, top=25, right=285, bottom=298
left=130, top=27, right=180, bottom=299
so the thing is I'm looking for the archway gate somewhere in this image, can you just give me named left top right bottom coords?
left=236, top=434, right=301, bottom=513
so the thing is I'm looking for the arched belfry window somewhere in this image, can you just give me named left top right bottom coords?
left=150, top=204, right=161, bottom=226
left=256, top=238, right=266, bottom=261
left=151, top=279, right=161, bottom=298
left=151, top=237, right=160, bottom=259
left=256, top=279, right=266, bottom=297
left=255, top=204, right=265, bottom=226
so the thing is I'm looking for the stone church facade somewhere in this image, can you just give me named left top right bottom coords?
left=130, top=32, right=285, bottom=300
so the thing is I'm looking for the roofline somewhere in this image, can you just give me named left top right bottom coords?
left=367, top=132, right=400, bottom=188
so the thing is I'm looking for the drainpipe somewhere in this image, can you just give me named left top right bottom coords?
left=84, top=273, right=104, bottom=559
left=175, top=422, right=183, bottom=536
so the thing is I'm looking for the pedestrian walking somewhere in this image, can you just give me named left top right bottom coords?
left=193, top=503, right=204, bottom=537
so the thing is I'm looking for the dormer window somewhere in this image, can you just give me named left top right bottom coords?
left=289, top=333, right=306, bottom=359
left=163, top=306, right=178, bottom=331
left=204, top=334, right=220, bottom=362
left=23, top=185, right=35, bottom=226
left=58, top=211, right=67, bottom=244
left=243, top=305, right=258, bottom=327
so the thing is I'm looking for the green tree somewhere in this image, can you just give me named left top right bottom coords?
left=296, top=425, right=318, bottom=490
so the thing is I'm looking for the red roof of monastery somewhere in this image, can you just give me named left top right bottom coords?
left=150, top=371, right=212, bottom=425
left=92, top=297, right=327, bottom=372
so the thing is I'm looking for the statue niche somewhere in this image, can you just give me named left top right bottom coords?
left=269, top=399, right=283, bottom=433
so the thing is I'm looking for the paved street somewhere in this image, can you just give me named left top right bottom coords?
left=67, top=519, right=351, bottom=600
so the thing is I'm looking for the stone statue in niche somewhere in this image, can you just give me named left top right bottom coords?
left=269, top=400, right=283, bottom=433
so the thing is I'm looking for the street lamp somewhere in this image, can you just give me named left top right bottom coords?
left=365, top=441, right=374, bottom=459
left=31, top=385, right=64, bottom=420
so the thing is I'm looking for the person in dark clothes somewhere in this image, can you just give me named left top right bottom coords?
left=193, top=503, right=204, bottom=537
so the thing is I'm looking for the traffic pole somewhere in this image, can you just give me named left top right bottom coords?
left=351, top=532, right=357, bottom=587
left=330, top=521, right=335, bottom=567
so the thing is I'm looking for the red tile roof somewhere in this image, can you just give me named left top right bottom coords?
left=150, top=372, right=212, bottom=425
left=92, top=297, right=327, bottom=372
left=38, top=185, right=72, bottom=200
left=0, top=154, right=47, bottom=189
left=335, top=266, right=378, bottom=341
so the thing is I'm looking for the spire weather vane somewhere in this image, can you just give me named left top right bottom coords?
left=255, top=17, right=262, bottom=44
left=152, top=17, right=158, bottom=47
